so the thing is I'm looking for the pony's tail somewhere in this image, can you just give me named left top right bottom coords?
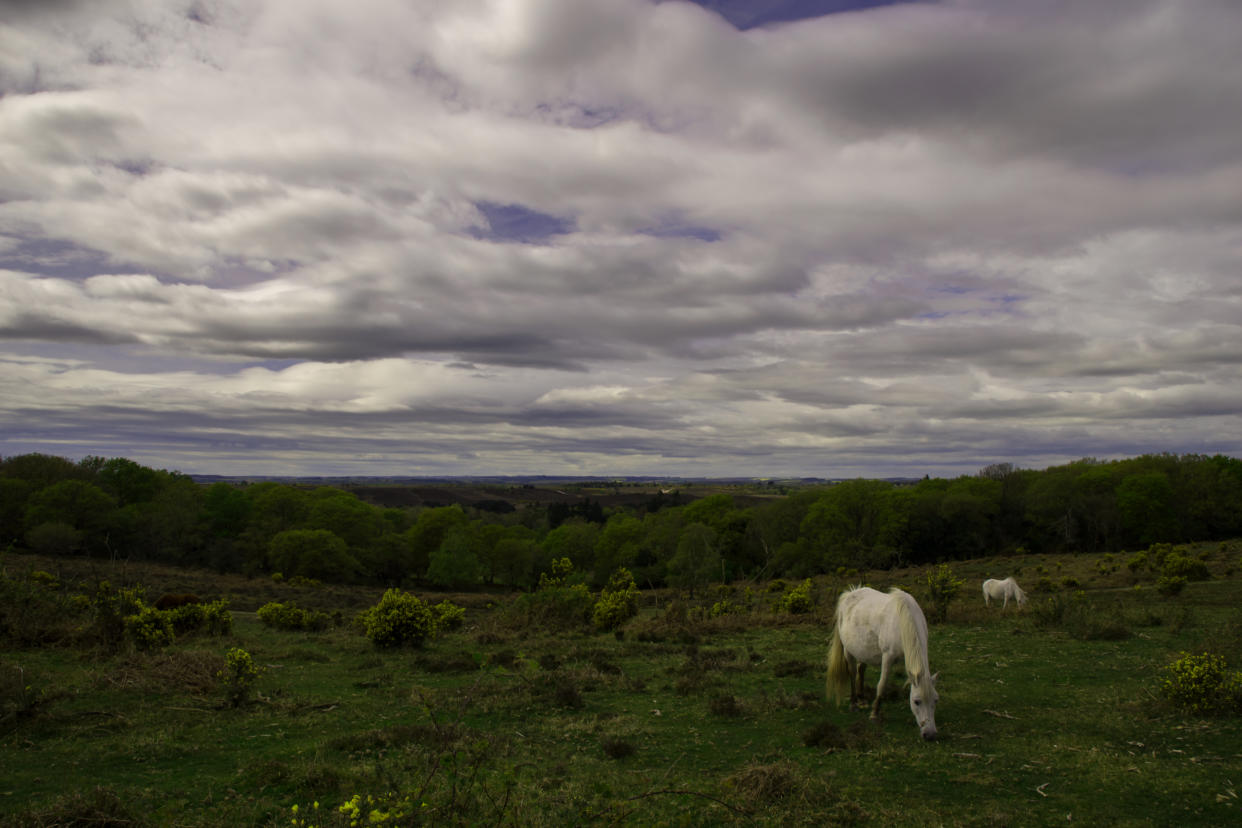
left=826, top=626, right=850, bottom=705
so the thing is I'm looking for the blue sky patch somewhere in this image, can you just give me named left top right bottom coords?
left=471, top=202, right=575, bottom=244
left=686, top=0, right=919, bottom=30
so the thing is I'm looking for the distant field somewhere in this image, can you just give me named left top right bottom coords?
left=2, top=545, right=1240, bottom=826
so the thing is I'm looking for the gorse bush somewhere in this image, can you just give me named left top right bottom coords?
left=505, top=583, right=593, bottom=630
left=257, top=601, right=330, bottom=632
left=431, top=600, right=466, bottom=632
left=924, top=564, right=964, bottom=622
left=124, top=606, right=174, bottom=651
left=1160, top=652, right=1242, bottom=716
left=538, top=557, right=574, bottom=589
left=1161, top=551, right=1210, bottom=581
left=592, top=568, right=639, bottom=632
left=93, top=582, right=148, bottom=651
left=361, top=589, right=436, bottom=648
left=502, top=558, right=593, bottom=631
left=776, top=578, right=814, bottom=614
left=219, top=647, right=262, bottom=707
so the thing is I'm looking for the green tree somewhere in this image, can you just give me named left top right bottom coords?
left=306, top=488, right=385, bottom=551
left=593, top=513, right=644, bottom=587
left=405, top=505, right=468, bottom=581
left=541, top=520, right=600, bottom=577
left=0, top=453, right=84, bottom=488
left=667, top=522, right=720, bottom=595
left=23, top=480, right=117, bottom=556
left=95, top=458, right=161, bottom=506
left=800, top=480, right=901, bottom=571
left=1117, top=472, right=1178, bottom=547
left=426, top=524, right=483, bottom=589
left=268, top=529, right=358, bottom=583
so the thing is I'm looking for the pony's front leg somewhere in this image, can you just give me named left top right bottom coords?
left=870, top=655, right=892, bottom=720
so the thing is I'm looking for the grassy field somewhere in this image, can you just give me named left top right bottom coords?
left=2, top=545, right=1241, bottom=826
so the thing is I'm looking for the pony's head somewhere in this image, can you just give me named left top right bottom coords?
left=908, top=672, right=939, bottom=741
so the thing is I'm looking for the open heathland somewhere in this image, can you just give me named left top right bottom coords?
left=2, top=544, right=1242, bottom=826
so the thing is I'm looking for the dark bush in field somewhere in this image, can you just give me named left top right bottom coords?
left=500, top=583, right=593, bottom=631
left=600, top=735, right=636, bottom=759
left=0, top=571, right=91, bottom=647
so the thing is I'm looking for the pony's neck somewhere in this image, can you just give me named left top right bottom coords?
left=894, top=591, right=931, bottom=681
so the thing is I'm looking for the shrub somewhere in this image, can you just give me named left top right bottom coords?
left=431, top=600, right=466, bottom=632
left=601, top=736, right=636, bottom=759
left=592, top=568, right=639, bottom=632
left=709, top=599, right=743, bottom=618
left=0, top=572, right=90, bottom=648
left=257, top=601, right=330, bottom=632
left=361, top=589, right=436, bottom=648
left=92, top=582, right=149, bottom=651
left=163, top=599, right=232, bottom=637
left=924, top=564, right=964, bottom=622
left=538, top=557, right=574, bottom=589
left=503, top=584, right=594, bottom=631
left=168, top=602, right=207, bottom=636
left=1126, top=551, right=1148, bottom=573
left=28, top=571, right=59, bottom=590
left=1160, top=652, right=1242, bottom=716
left=1, top=659, right=43, bottom=728
left=124, top=606, right=174, bottom=651
left=1161, top=552, right=1210, bottom=581
left=1156, top=575, right=1186, bottom=596
left=202, top=599, right=234, bottom=636
left=219, top=647, right=262, bottom=707
left=776, top=578, right=814, bottom=614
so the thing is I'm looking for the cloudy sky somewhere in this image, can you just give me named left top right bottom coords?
left=2, top=0, right=1240, bottom=479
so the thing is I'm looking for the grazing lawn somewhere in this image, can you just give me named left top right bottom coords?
left=2, top=548, right=1241, bottom=826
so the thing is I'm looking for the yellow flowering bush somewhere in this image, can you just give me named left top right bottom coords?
left=258, top=601, right=330, bottom=632
left=776, top=578, right=814, bottom=614
left=360, top=589, right=436, bottom=648
left=123, top=605, right=174, bottom=651
left=1160, top=651, right=1242, bottom=716
left=218, top=647, right=262, bottom=707
left=592, top=567, right=639, bottom=631
left=430, top=599, right=466, bottom=632
left=924, top=563, right=965, bottom=622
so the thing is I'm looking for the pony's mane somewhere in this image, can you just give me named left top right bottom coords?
left=886, top=588, right=932, bottom=689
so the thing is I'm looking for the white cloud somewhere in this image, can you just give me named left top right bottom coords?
left=1, top=0, right=1240, bottom=476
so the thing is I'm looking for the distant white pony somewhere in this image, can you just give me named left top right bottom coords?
left=982, top=577, right=1027, bottom=609
left=826, top=586, right=939, bottom=740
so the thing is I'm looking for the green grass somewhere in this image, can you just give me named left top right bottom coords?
left=2, top=549, right=1241, bottom=826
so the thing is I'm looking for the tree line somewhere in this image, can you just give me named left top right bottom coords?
left=2, top=452, right=1240, bottom=591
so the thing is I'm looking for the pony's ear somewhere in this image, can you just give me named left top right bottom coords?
left=931, top=672, right=940, bottom=685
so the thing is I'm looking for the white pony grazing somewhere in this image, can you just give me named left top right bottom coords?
left=826, top=586, right=939, bottom=741
left=982, top=577, right=1027, bottom=609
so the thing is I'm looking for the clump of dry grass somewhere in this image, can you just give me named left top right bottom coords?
left=10, top=785, right=148, bottom=828
left=97, top=650, right=222, bottom=696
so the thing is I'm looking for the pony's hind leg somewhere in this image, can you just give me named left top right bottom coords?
left=850, top=661, right=866, bottom=711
